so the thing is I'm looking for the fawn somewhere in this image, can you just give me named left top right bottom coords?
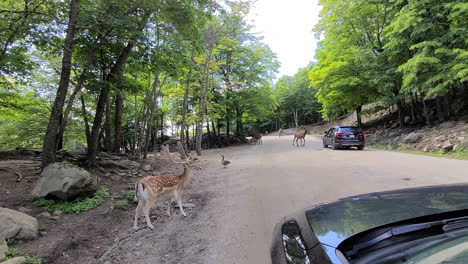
left=133, top=163, right=196, bottom=229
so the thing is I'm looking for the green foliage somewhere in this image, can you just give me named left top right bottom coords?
left=5, top=248, right=20, bottom=259
left=3, top=247, right=43, bottom=263
left=113, top=199, right=129, bottom=210
left=123, top=190, right=136, bottom=202
left=33, top=187, right=109, bottom=214
left=310, top=0, right=467, bottom=121
left=25, top=256, right=44, bottom=264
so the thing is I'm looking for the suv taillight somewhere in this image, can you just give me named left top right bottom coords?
left=336, top=132, right=344, bottom=136
left=358, top=132, right=365, bottom=136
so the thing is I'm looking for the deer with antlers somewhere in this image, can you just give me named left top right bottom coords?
left=133, top=162, right=199, bottom=229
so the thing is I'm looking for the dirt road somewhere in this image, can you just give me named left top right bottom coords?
left=97, top=135, right=468, bottom=264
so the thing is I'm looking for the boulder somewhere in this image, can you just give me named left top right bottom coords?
left=388, top=131, right=401, bottom=138
left=142, top=165, right=151, bottom=172
left=402, top=133, right=423, bottom=143
left=1, top=257, right=26, bottom=264
left=31, top=162, right=98, bottom=200
left=0, top=238, right=7, bottom=260
left=439, top=122, right=455, bottom=129
left=0, top=208, right=38, bottom=240
left=461, top=137, right=468, bottom=148
left=442, top=140, right=454, bottom=153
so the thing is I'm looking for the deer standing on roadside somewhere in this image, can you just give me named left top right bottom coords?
left=278, top=128, right=284, bottom=137
left=253, top=133, right=262, bottom=145
left=293, top=128, right=310, bottom=147
left=133, top=163, right=197, bottom=229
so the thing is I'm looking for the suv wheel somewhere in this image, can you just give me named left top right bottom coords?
left=323, top=140, right=328, bottom=148
left=332, top=140, right=338, bottom=150
left=358, top=145, right=364, bottom=150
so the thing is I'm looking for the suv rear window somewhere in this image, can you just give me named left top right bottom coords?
left=338, top=127, right=360, bottom=133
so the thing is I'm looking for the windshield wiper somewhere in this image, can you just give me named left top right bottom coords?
left=346, top=216, right=468, bottom=257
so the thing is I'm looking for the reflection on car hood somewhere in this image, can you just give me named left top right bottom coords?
left=305, top=184, right=468, bottom=248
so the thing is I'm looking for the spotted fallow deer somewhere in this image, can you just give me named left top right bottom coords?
left=293, top=128, right=310, bottom=147
left=252, top=133, right=262, bottom=145
left=133, top=162, right=198, bottom=229
left=278, top=128, right=284, bottom=137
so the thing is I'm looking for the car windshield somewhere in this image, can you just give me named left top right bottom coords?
left=380, top=233, right=468, bottom=264
left=338, top=127, right=359, bottom=133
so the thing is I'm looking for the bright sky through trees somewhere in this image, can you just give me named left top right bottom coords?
left=247, top=0, right=320, bottom=77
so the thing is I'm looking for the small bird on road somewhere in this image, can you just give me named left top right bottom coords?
left=221, top=155, right=230, bottom=169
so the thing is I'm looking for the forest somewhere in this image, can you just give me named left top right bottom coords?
left=0, top=0, right=283, bottom=167
left=0, top=0, right=467, bottom=167
left=310, top=0, right=468, bottom=127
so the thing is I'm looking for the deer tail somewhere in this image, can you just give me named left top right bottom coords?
left=135, top=182, right=148, bottom=205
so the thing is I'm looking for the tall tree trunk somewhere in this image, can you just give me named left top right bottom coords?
left=104, top=95, right=112, bottom=151
left=443, top=94, right=451, bottom=120
left=206, top=118, right=211, bottom=149
left=87, top=41, right=135, bottom=164
left=196, top=51, right=213, bottom=155
left=422, top=94, right=432, bottom=127
left=436, top=96, right=444, bottom=122
left=396, top=99, right=405, bottom=128
left=180, top=52, right=193, bottom=154
left=143, top=74, right=164, bottom=159
left=226, top=117, right=230, bottom=144
left=185, top=127, right=190, bottom=151
left=113, top=93, right=123, bottom=152
left=56, top=34, right=101, bottom=150
left=235, top=106, right=244, bottom=137
left=212, top=120, right=220, bottom=148
left=80, top=94, right=90, bottom=141
left=133, top=94, right=138, bottom=152
left=356, top=105, right=362, bottom=127
left=42, top=0, right=80, bottom=168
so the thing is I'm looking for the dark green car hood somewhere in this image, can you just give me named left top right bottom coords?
left=305, top=184, right=468, bottom=248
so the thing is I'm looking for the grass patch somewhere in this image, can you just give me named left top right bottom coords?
left=3, top=248, right=43, bottom=264
left=123, top=190, right=136, bottom=202
left=25, top=256, right=44, bottom=264
left=5, top=248, right=20, bottom=259
left=369, top=144, right=468, bottom=160
left=33, top=187, right=109, bottom=214
left=111, top=190, right=136, bottom=210
left=113, top=199, right=129, bottom=210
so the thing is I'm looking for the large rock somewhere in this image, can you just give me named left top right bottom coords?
left=1, top=257, right=26, bottom=264
left=388, top=131, right=401, bottom=138
left=442, top=140, right=454, bottom=153
left=402, top=132, right=423, bottom=143
left=0, top=208, right=38, bottom=240
left=439, top=121, right=455, bottom=129
left=31, top=162, right=98, bottom=200
left=0, top=238, right=7, bottom=260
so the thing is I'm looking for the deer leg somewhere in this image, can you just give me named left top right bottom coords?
left=143, top=197, right=157, bottom=229
left=166, top=197, right=174, bottom=216
left=133, top=200, right=144, bottom=229
left=174, top=191, right=187, bottom=217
